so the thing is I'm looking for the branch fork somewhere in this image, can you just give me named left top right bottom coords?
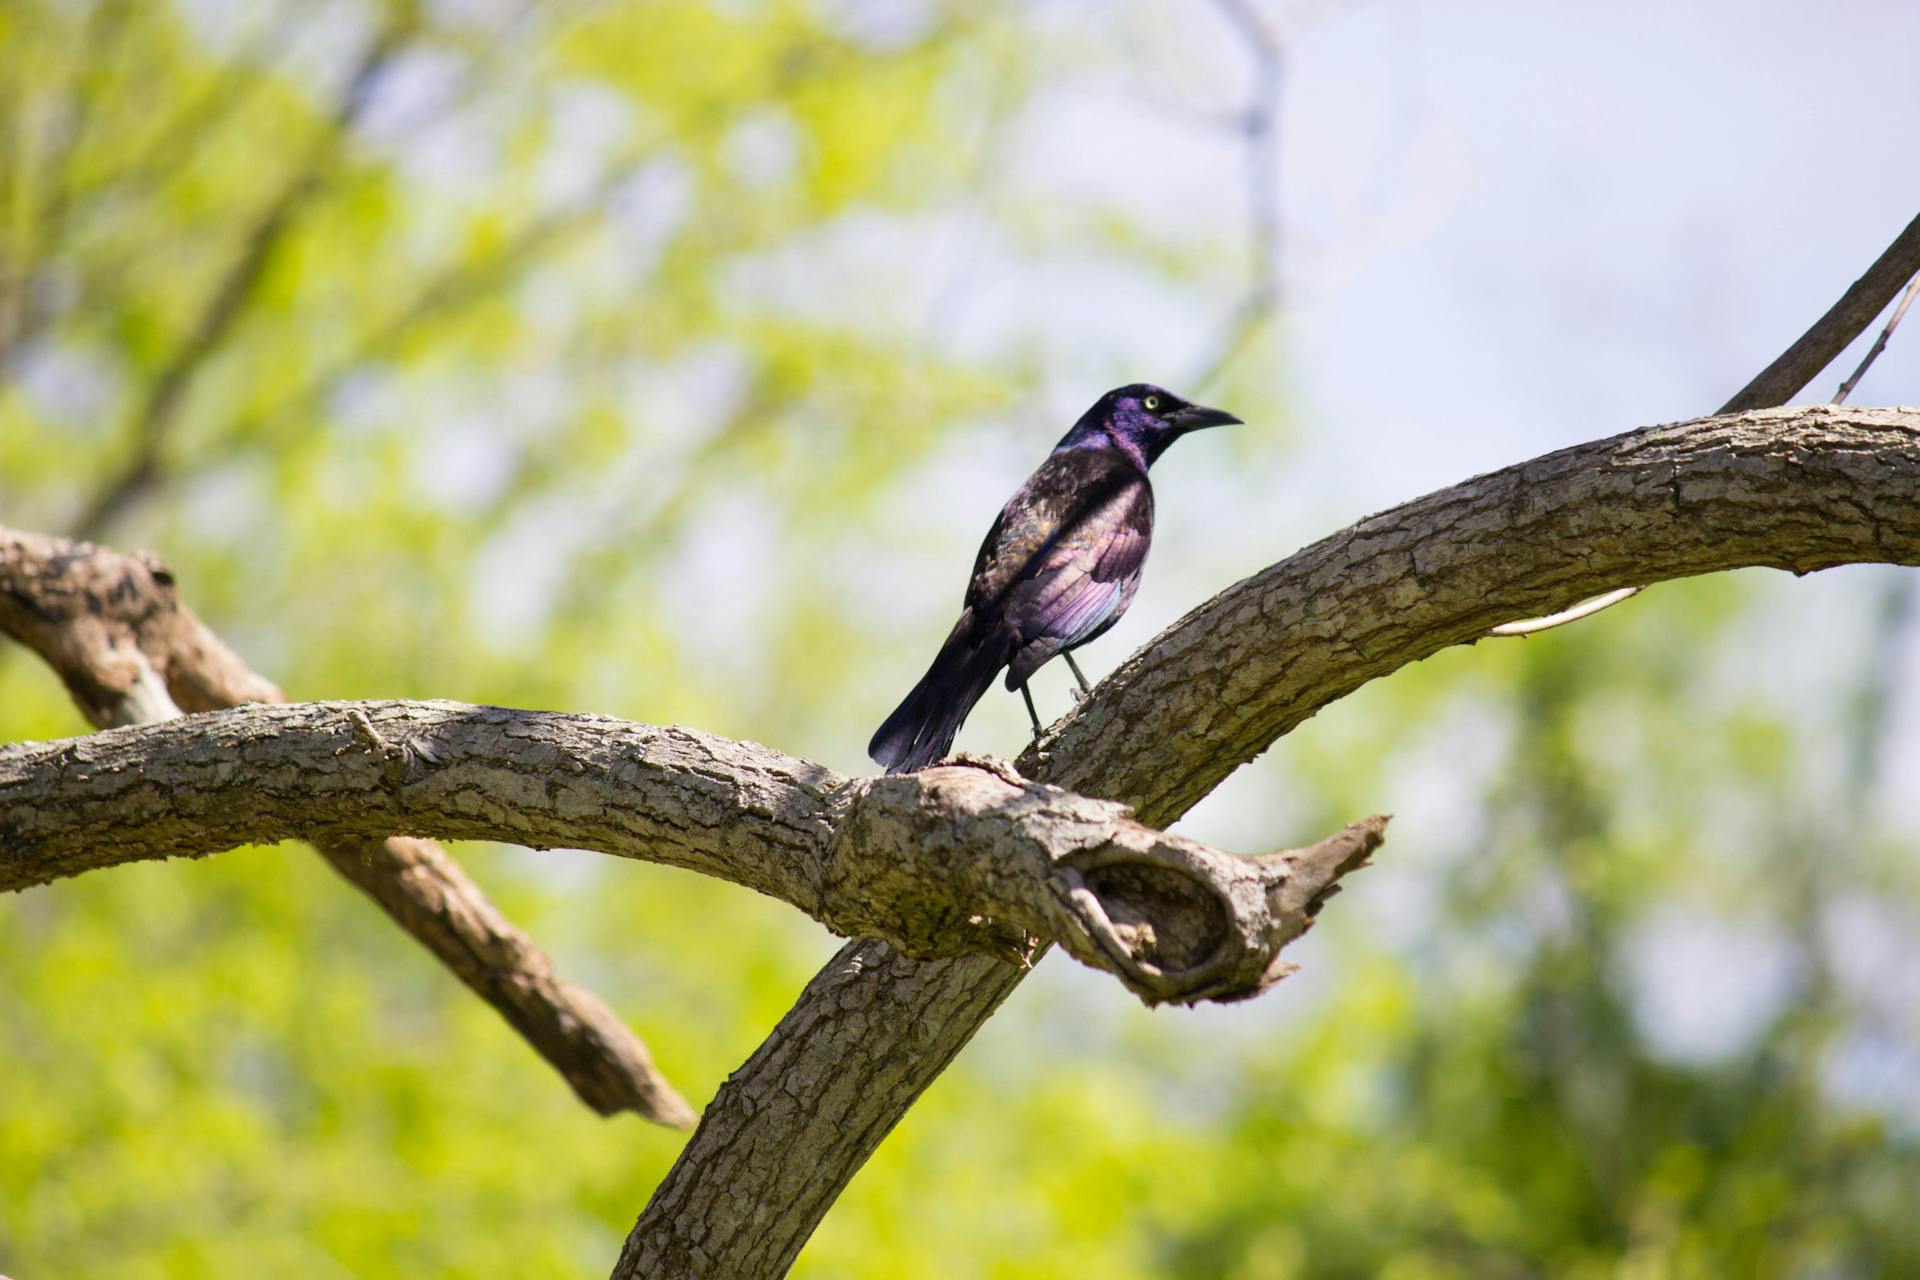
left=822, top=759, right=1387, bottom=1003
left=0, top=526, right=693, bottom=1125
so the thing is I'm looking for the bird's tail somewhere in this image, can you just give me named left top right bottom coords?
left=868, top=616, right=1012, bottom=775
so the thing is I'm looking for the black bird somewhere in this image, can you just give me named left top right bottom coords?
left=869, top=383, right=1241, bottom=774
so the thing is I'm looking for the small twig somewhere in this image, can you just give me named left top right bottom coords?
left=1722, top=210, right=1920, bottom=414
left=1490, top=206, right=1920, bottom=639
left=1488, top=586, right=1645, bottom=637
left=1833, top=271, right=1920, bottom=405
left=1189, top=0, right=1284, bottom=395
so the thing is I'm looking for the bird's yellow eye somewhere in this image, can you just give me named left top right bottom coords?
left=1143, top=395, right=1161, bottom=411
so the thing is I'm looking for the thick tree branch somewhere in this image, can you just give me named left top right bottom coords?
left=0, top=526, right=692, bottom=1125
left=618, top=401, right=1920, bottom=1276
left=1028, top=403, right=1920, bottom=824
left=0, top=701, right=1384, bottom=1007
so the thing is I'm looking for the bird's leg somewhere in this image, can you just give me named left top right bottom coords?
left=1020, top=682, right=1044, bottom=740
left=1062, top=652, right=1092, bottom=700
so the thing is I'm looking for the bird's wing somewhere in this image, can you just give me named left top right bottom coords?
left=966, top=446, right=1143, bottom=612
left=1005, top=483, right=1149, bottom=641
left=957, top=444, right=1153, bottom=688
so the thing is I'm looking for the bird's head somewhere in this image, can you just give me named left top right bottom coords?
left=1067, top=383, right=1243, bottom=468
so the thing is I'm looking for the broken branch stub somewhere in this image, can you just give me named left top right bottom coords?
left=830, top=761, right=1387, bottom=1004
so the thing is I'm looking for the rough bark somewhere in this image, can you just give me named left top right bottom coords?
left=0, top=701, right=1385, bottom=1006
left=618, top=402, right=1920, bottom=1277
left=0, top=526, right=693, bottom=1125
left=615, top=947, right=1020, bottom=1280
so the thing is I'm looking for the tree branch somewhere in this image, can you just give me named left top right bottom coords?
left=1719, top=210, right=1920, bottom=414
left=0, top=525, right=693, bottom=1125
left=0, top=701, right=1383, bottom=1006
left=1833, top=271, right=1920, bottom=406
left=1027, top=403, right=1920, bottom=822
left=617, top=401, right=1920, bottom=1276
left=632, top=201, right=1920, bottom=1270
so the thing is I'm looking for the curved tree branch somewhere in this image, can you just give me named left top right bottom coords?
left=0, top=526, right=693, bottom=1125
left=619, top=401, right=1920, bottom=1276
left=1029, top=403, right=1920, bottom=824
left=0, top=701, right=1385, bottom=1007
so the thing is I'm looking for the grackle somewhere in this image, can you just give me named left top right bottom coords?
left=869, top=383, right=1241, bottom=774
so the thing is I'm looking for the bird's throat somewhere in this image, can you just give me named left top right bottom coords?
left=1099, top=422, right=1152, bottom=472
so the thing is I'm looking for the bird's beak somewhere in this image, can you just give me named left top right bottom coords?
left=1167, top=403, right=1243, bottom=431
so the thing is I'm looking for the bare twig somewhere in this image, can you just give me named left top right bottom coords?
left=1833, top=271, right=1920, bottom=405
left=1490, top=205, right=1920, bottom=637
left=1488, top=585, right=1645, bottom=637
left=1722, top=209, right=1920, bottom=414
left=1189, top=0, right=1284, bottom=394
left=0, top=525, right=693, bottom=1125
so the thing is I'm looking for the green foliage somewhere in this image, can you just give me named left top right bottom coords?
left=2, top=3, right=1917, bottom=1277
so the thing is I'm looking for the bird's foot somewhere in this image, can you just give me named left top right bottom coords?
left=1062, top=653, right=1094, bottom=702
